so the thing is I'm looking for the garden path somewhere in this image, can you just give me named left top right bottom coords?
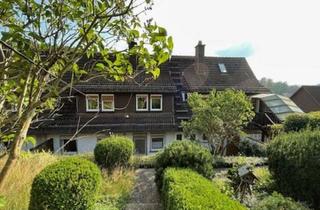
left=125, top=169, right=163, bottom=210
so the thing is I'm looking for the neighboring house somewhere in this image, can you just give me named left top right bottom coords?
left=290, top=85, right=320, bottom=113
left=29, top=41, right=270, bottom=155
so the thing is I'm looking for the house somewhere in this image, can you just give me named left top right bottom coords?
left=290, top=85, right=320, bottom=113
left=29, top=41, right=270, bottom=155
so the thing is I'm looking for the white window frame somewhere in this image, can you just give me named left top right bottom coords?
left=218, top=63, right=227, bottom=73
left=101, top=94, right=115, bottom=112
left=136, top=94, right=149, bottom=111
left=85, top=94, right=99, bottom=112
left=150, top=94, right=163, bottom=111
left=150, top=135, right=164, bottom=152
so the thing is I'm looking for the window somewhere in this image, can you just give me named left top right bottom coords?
left=86, top=94, right=99, bottom=112
left=136, top=94, right=148, bottom=111
left=150, top=94, right=162, bottom=111
left=101, top=94, right=114, bottom=112
left=63, top=139, right=77, bottom=153
left=218, top=63, right=227, bottom=73
left=151, top=136, right=164, bottom=151
left=181, top=91, right=187, bottom=102
left=176, top=134, right=182, bottom=140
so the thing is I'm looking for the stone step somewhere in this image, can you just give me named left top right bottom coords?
left=125, top=203, right=163, bottom=210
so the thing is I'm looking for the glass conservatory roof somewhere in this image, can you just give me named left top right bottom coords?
left=251, top=94, right=304, bottom=121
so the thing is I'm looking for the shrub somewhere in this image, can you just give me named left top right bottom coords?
left=162, top=168, right=246, bottom=210
left=238, top=139, right=266, bottom=157
left=268, top=124, right=284, bottom=138
left=283, top=113, right=309, bottom=132
left=212, top=156, right=267, bottom=168
left=252, top=192, right=309, bottom=210
left=94, top=135, right=134, bottom=169
left=253, top=167, right=276, bottom=194
left=308, top=111, right=320, bottom=130
left=29, top=157, right=102, bottom=210
left=267, top=130, right=320, bottom=209
left=155, top=140, right=213, bottom=188
left=130, top=155, right=156, bottom=168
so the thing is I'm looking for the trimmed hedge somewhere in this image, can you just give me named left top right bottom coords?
left=94, top=135, right=134, bottom=169
left=29, top=157, right=102, bottom=210
left=155, top=140, right=213, bottom=188
left=283, top=112, right=320, bottom=133
left=252, top=192, right=309, bottom=210
left=162, top=168, right=246, bottom=210
left=267, top=130, right=320, bottom=209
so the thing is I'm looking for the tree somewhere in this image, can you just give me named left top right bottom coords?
left=259, top=77, right=299, bottom=96
left=0, top=0, right=173, bottom=189
left=182, top=89, right=254, bottom=156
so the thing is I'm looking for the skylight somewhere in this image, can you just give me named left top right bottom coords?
left=218, top=63, right=227, bottom=73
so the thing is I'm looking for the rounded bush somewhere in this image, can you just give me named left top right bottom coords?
left=155, top=140, right=213, bottom=188
left=283, top=113, right=309, bottom=132
left=238, top=139, right=266, bottom=157
left=253, top=192, right=309, bottom=210
left=29, top=157, right=102, bottom=210
left=267, top=130, right=320, bottom=209
left=94, top=135, right=134, bottom=169
left=308, top=111, right=320, bottom=130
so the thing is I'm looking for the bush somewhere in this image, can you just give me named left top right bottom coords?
left=212, top=156, right=267, bottom=168
left=267, top=130, right=320, bottom=209
left=94, top=135, right=134, bottom=169
left=29, top=157, right=102, bottom=210
left=238, top=139, right=266, bottom=157
left=308, top=111, right=320, bottom=130
left=130, top=155, right=156, bottom=168
left=268, top=124, right=284, bottom=139
left=252, top=192, right=309, bottom=210
left=162, top=168, right=246, bottom=210
left=253, top=167, right=276, bottom=194
left=155, top=140, right=213, bottom=188
left=283, top=113, right=310, bottom=132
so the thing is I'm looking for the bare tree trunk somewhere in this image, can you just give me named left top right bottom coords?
left=0, top=109, right=35, bottom=190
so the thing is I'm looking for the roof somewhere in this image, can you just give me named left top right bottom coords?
left=292, top=85, right=320, bottom=104
left=30, top=112, right=177, bottom=134
left=163, top=56, right=269, bottom=93
left=252, top=93, right=303, bottom=121
left=71, top=55, right=268, bottom=94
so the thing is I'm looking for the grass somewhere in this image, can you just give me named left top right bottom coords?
left=0, top=152, right=136, bottom=210
left=0, top=152, right=58, bottom=210
left=95, top=168, right=135, bottom=210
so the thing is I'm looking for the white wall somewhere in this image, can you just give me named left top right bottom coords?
left=76, top=135, right=97, bottom=153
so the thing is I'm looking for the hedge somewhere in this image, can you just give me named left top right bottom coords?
left=155, top=140, right=213, bottom=188
left=267, top=130, right=320, bottom=209
left=162, top=168, right=246, bottom=210
left=252, top=192, right=309, bottom=210
left=283, top=112, right=320, bottom=133
left=29, top=157, right=102, bottom=210
left=94, top=135, right=134, bottom=170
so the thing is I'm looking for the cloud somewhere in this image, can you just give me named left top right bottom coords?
left=215, top=42, right=254, bottom=57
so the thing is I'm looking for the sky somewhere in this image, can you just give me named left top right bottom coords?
left=145, top=0, right=320, bottom=85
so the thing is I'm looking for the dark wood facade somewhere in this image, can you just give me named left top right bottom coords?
left=291, top=86, right=320, bottom=113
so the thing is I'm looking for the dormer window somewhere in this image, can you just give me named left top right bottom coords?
left=136, top=94, right=148, bottom=111
left=101, top=94, right=114, bottom=112
left=218, top=63, right=227, bottom=73
left=86, top=94, right=99, bottom=112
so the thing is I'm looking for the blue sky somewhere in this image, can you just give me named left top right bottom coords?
left=145, top=0, right=320, bottom=85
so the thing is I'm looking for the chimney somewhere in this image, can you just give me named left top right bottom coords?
left=195, top=40, right=205, bottom=62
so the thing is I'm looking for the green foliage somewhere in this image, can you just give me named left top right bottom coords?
left=268, top=124, right=284, bottom=139
left=267, top=130, right=320, bottom=209
left=308, top=111, right=320, bottom=130
left=252, top=192, right=309, bottom=210
left=283, top=114, right=310, bottom=132
left=162, top=168, right=246, bottom=210
left=238, top=139, right=266, bottom=157
left=130, top=155, right=157, bottom=168
left=155, top=140, right=213, bottom=188
left=259, top=77, right=299, bottom=96
left=94, top=135, right=134, bottom=170
left=29, top=157, right=102, bottom=210
left=212, top=156, right=267, bottom=168
left=252, top=167, right=276, bottom=194
left=182, top=89, right=254, bottom=155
